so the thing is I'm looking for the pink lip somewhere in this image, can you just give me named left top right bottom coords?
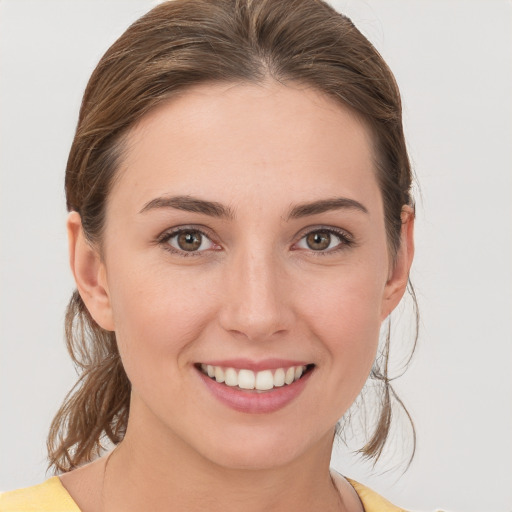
left=196, top=365, right=314, bottom=414
left=200, top=358, right=310, bottom=372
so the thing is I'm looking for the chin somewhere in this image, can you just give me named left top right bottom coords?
left=190, top=422, right=333, bottom=472
left=202, top=443, right=306, bottom=471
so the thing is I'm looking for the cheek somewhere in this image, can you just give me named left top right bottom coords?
left=300, top=266, right=385, bottom=368
left=106, top=261, right=218, bottom=377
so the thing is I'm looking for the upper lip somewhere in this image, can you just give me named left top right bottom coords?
left=198, top=358, right=311, bottom=372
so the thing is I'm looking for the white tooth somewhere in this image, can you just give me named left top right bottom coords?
left=273, top=368, right=285, bottom=387
left=255, top=370, right=274, bottom=390
left=201, top=363, right=207, bottom=373
left=294, top=366, right=303, bottom=380
left=284, top=367, right=295, bottom=385
left=238, top=369, right=256, bottom=390
left=207, top=365, right=215, bottom=378
left=225, top=368, right=238, bottom=387
left=214, top=366, right=225, bottom=383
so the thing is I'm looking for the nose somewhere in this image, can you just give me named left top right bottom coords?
left=218, top=245, right=294, bottom=342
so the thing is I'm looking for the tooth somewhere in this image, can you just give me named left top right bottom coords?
left=255, top=370, right=274, bottom=390
left=238, top=369, right=255, bottom=389
left=284, top=367, right=295, bottom=385
left=214, top=366, right=225, bottom=383
left=225, top=368, right=238, bottom=387
left=294, top=366, right=303, bottom=380
left=207, top=365, right=215, bottom=378
left=201, top=363, right=207, bottom=373
left=273, top=368, right=285, bottom=387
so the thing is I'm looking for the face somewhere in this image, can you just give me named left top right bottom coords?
left=72, top=81, right=412, bottom=470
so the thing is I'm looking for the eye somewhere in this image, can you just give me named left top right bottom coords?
left=294, top=228, right=352, bottom=253
left=161, top=228, right=216, bottom=254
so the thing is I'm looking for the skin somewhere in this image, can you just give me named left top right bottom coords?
left=62, top=81, right=414, bottom=511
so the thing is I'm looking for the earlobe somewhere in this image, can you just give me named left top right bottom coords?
left=381, top=206, right=415, bottom=321
left=67, top=212, right=115, bottom=331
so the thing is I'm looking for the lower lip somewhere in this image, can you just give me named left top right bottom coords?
left=197, top=367, right=313, bottom=414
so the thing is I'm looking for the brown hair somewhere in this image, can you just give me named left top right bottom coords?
left=48, top=0, right=417, bottom=473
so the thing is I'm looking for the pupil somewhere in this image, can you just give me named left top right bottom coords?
left=178, top=231, right=201, bottom=251
left=307, top=231, right=330, bottom=250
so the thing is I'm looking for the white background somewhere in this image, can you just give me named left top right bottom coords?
left=0, top=1, right=510, bottom=511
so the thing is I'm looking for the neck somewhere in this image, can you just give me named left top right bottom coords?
left=102, top=411, right=344, bottom=512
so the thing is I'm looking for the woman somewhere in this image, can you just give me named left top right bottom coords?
left=1, top=0, right=418, bottom=510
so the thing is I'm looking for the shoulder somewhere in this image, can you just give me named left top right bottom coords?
left=344, top=477, right=448, bottom=512
left=345, top=477, right=408, bottom=512
left=331, top=470, right=408, bottom=511
left=0, top=477, right=80, bottom=512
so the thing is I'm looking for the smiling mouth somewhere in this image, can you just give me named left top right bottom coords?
left=196, top=363, right=315, bottom=392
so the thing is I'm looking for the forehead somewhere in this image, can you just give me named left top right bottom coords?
left=113, top=80, right=380, bottom=215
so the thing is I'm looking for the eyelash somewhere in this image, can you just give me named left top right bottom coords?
left=156, top=226, right=355, bottom=257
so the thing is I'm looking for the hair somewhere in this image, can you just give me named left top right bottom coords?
left=48, top=0, right=418, bottom=473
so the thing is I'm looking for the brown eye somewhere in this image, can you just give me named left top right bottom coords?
left=305, top=231, right=332, bottom=251
left=177, top=231, right=202, bottom=251
left=294, top=228, right=351, bottom=254
left=164, top=229, right=215, bottom=254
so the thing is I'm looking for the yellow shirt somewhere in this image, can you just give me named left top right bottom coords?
left=0, top=476, right=407, bottom=511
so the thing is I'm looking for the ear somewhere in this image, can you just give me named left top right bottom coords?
left=380, top=205, right=415, bottom=321
left=67, top=211, right=115, bottom=331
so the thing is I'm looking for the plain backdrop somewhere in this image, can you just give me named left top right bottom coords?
left=1, top=1, right=511, bottom=511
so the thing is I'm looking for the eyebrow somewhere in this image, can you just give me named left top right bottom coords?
left=139, top=195, right=368, bottom=219
left=286, top=197, right=368, bottom=219
left=139, top=195, right=235, bottom=219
